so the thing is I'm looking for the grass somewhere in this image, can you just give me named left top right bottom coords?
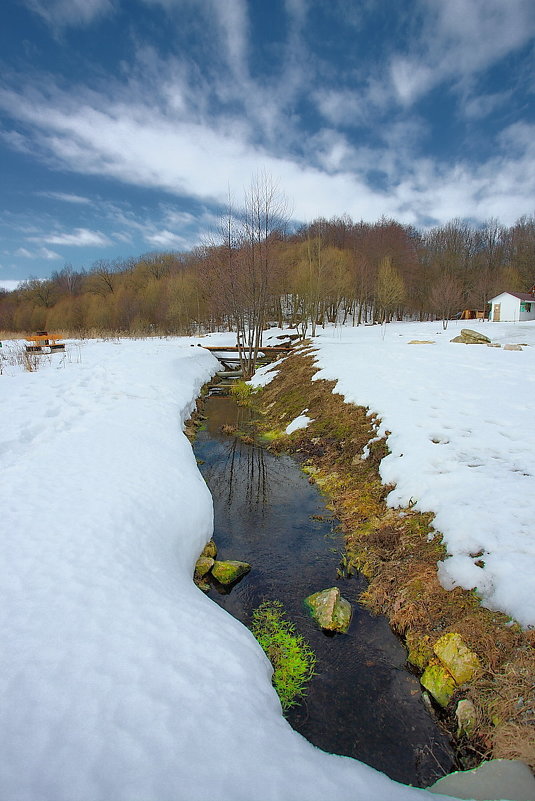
left=229, top=380, right=259, bottom=405
left=250, top=601, right=316, bottom=712
left=252, top=348, right=535, bottom=770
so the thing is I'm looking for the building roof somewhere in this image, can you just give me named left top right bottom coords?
left=508, top=292, right=535, bottom=301
left=489, top=291, right=535, bottom=302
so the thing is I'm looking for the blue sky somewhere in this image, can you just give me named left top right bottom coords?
left=0, top=0, right=534, bottom=285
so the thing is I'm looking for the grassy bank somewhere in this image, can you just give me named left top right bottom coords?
left=252, top=347, right=534, bottom=771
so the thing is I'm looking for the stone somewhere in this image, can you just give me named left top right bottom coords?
left=420, top=663, right=456, bottom=707
left=433, top=632, right=480, bottom=685
left=201, top=539, right=218, bottom=559
left=211, top=560, right=251, bottom=585
left=304, top=587, right=352, bottom=633
left=408, top=340, right=435, bottom=344
left=456, top=698, right=477, bottom=738
left=406, top=632, right=434, bottom=670
left=194, top=556, right=214, bottom=579
left=427, top=759, right=535, bottom=800
left=504, top=344, right=523, bottom=351
left=461, top=328, right=491, bottom=343
left=451, top=328, right=491, bottom=345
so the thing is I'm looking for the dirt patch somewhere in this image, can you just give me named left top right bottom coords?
left=254, top=348, right=535, bottom=772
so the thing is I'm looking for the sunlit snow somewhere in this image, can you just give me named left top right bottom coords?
left=0, top=335, right=450, bottom=801
left=312, top=320, right=535, bottom=628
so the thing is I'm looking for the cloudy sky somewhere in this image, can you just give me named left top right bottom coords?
left=0, top=0, right=534, bottom=284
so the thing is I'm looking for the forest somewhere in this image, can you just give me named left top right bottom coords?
left=1, top=204, right=534, bottom=346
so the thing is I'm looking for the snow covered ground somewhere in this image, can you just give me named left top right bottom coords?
left=312, top=319, right=535, bottom=629
left=0, top=335, right=452, bottom=801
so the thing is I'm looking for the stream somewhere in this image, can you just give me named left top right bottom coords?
left=193, top=394, right=455, bottom=787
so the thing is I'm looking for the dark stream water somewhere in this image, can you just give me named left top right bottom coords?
left=194, top=395, right=455, bottom=787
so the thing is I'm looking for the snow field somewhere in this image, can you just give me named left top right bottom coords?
left=0, top=336, right=448, bottom=801
left=312, top=320, right=535, bottom=628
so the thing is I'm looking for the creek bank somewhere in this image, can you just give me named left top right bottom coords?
left=190, top=390, right=455, bottom=787
left=252, top=347, right=535, bottom=774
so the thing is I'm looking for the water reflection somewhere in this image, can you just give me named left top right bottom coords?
left=194, top=395, right=455, bottom=787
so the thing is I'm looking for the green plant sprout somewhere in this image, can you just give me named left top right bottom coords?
left=250, top=600, right=316, bottom=712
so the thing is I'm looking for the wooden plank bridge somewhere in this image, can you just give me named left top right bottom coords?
left=202, top=344, right=294, bottom=375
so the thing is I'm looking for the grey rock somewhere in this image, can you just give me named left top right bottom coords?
left=304, top=587, right=352, bottom=633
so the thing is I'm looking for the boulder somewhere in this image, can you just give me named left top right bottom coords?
left=503, top=343, right=523, bottom=351
left=202, top=540, right=218, bottom=559
left=304, top=587, right=352, bottom=633
left=451, top=328, right=491, bottom=345
left=433, top=632, right=480, bottom=684
left=408, top=340, right=435, bottom=344
left=194, top=556, right=214, bottom=579
left=211, top=560, right=251, bottom=585
left=461, top=328, right=491, bottom=343
left=420, top=663, right=456, bottom=707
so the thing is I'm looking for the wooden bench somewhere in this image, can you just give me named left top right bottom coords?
left=25, top=332, right=65, bottom=353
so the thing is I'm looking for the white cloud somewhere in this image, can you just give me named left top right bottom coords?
left=145, top=229, right=187, bottom=248
left=0, top=280, right=21, bottom=291
left=0, top=0, right=534, bottom=241
left=314, top=89, right=365, bottom=127
left=37, top=191, right=91, bottom=204
left=389, top=0, right=535, bottom=105
left=23, top=0, right=115, bottom=28
left=1, top=75, right=533, bottom=227
left=14, top=246, right=61, bottom=260
left=30, top=228, right=111, bottom=247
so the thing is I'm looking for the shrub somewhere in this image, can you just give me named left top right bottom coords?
left=250, top=600, right=316, bottom=711
left=229, top=380, right=259, bottom=405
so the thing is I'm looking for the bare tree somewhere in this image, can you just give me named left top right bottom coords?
left=429, top=274, right=464, bottom=329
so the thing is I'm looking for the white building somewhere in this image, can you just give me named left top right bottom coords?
left=488, top=291, right=535, bottom=322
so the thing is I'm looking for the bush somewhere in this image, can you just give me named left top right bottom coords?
left=250, top=601, right=316, bottom=711
left=229, top=380, right=259, bottom=405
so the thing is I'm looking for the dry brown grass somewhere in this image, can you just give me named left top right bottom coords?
left=255, top=348, right=535, bottom=772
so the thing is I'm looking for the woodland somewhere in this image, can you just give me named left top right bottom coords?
left=2, top=189, right=534, bottom=356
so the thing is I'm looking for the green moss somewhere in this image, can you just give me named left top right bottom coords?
left=406, top=632, right=434, bottom=670
left=261, top=429, right=285, bottom=442
left=421, top=663, right=456, bottom=707
left=211, top=560, right=251, bottom=585
left=251, top=601, right=316, bottom=712
left=229, top=380, right=260, bottom=405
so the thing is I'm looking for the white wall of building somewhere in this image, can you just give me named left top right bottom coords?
left=489, top=293, right=535, bottom=322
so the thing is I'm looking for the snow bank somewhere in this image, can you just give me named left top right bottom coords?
left=286, top=412, right=313, bottom=435
left=312, top=320, right=535, bottom=627
left=0, top=337, right=448, bottom=801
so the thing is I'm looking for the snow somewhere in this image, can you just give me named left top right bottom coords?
left=248, top=357, right=283, bottom=387
left=312, top=320, right=535, bottom=628
left=285, top=412, right=313, bottom=435
left=0, top=335, right=451, bottom=801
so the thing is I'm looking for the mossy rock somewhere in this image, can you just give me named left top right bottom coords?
left=433, top=632, right=480, bottom=685
left=406, top=632, right=434, bottom=670
left=421, top=663, right=456, bottom=707
left=194, top=556, right=214, bottom=579
left=211, top=560, right=251, bottom=585
left=201, top=540, right=218, bottom=559
left=304, top=587, right=352, bottom=633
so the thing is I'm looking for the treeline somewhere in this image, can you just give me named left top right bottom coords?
left=1, top=210, right=534, bottom=342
